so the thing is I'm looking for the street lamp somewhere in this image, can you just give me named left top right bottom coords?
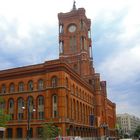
left=22, top=99, right=36, bottom=140
left=100, top=122, right=108, bottom=140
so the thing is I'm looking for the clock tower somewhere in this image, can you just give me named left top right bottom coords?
left=58, top=1, right=95, bottom=81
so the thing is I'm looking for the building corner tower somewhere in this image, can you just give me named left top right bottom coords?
left=58, top=2, right=95, bottom=83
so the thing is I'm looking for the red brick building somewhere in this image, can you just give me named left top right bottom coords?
left=0, top=3, right=116, bottom=139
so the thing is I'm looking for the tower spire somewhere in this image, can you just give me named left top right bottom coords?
left=72, top=0, right=76, bottom=10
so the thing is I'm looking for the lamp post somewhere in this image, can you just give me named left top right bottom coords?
left=22, top=99, right=35, bottom=140
left=100, top=122, right=108, bottom=140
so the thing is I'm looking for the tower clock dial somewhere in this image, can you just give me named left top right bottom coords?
left=68, top=24, right=76, bottom=32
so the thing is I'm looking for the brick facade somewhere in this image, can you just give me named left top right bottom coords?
left=0, top=4, right=116, bottom=139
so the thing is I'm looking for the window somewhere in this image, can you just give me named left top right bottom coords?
left=28, top=96, right=34, bottom=120
left=37, top=127, right=43, bottom=138
left=59, top=40, right=64, bottom=54
left=59, top=24, right=64, bottom=33
left=9, top=99, right=14, bottom=120
left=80, top=36, right=83, bottom=50
left=76, top=87, right=78, bottom=96
left=70, top=36, right=76, bottom=53
left=84, top=38, right=87, bottom=50
left=51, top=76, right=57, bottom=87
left=37, top=96, right=44, bottom=120
left=66, top=77, right=68, bottom=88
left=16, top=128, right=22, bottom=138
left=72, top=84, right=75, bottom=94
left=18, top=82, right=24, bottom=92
left=7, top=128, right=13, bottom=138
left=52, top=95, right=58, bottom=118
left=38, top=96, right=44, bottom=105
left=38, top=79, right=44, bottom=90
left=10, top=83, right=15, bottom=93
left=0, top=100, right=5, bottom=110
left=28, top=80, right=33, bottom=91
left=38, top=112, right=44, bottom=120
left=1, top=84, right=6, bottom=93
left=80, top=19, right=83, bottom=29
left=88, top=29, right=91, bottom=38
left=17, top=98, right=24, bottom=120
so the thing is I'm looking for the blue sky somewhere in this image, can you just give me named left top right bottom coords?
left=0, top=0, right=140, bottom=117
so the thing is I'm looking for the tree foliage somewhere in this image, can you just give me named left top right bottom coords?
left=0, top=97, right=10, bottom=127
left=42, top=121, right=60, bottom=140
left=133, top=125, right=140, bottom=138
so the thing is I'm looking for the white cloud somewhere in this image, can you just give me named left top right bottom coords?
left=0, top=0, right=140, bottom=117
left=99, top=45, right=140, bottom=85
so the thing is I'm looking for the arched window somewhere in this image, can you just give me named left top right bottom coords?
left=72, top=84, right=75, bottom=94
left=0, top=99, right=5, bottom=110
left=59, top=24, right=64, bottom=33
left=18, top=82, right=24, bottom=92
left=38, top=79, right=44, bottom=90
left=52, top=95, right=58, bottom=118
left=17, top=98, right=24, bottom=120
left=9, top=83, right=15, bottom=93
left=28, top=80, right=33, bottom=91
left=51, top=76, right=57, bottom=87
left=37, top=96, right=44, bottom=120
left=38, top=96, right=44, bottom=105
left=1, top=84, right=6, bottom=93
left=59, top=40, right=64, bottom=54
left=76, top=87, right=78, bottom=96
left=70, top=36, right=76, bottom=53
left=77, top=101, right=79, bottom=121
left=28, top=96, right=34, bottom=120
left=9, top=98, right=14, bottom=120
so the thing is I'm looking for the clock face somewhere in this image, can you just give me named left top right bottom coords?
left=68, top=24, right=76, bottom=32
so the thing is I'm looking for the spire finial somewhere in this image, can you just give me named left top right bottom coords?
left=72, top=0, right=76, bottom=10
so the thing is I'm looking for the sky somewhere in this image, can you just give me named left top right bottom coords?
left=0, top=0, right=140, bottom=117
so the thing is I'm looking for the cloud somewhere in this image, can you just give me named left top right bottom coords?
left=0, top=0, right=140, bottom=117
left=0, top=16, right=58, bottom=70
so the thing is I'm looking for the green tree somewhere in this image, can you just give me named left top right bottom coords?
left=42, top=121, right=60, bottom=140
left=133, top=125, right=140, bottom=138
left=0, top=97, right=10, bottom=127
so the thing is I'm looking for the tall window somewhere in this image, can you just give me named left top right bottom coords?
left=59, top=24, right=63, bottom=34
left=80, top=36, right=87, bottom=50
left=16, top=128, right=22, bottom=138
left=80, top=19, right=83, bottom=30
left=18, top=82, right=24, bottom=92
left=66, top=77, right=68, bottom=88
left=9, top=99, right=14, bottom=120
left=0, top=100, right=5, bottom=110
left=28, top=96, right=34, bottom=120
left=17, top=98, right=24, bottom=120
left=76, top=87, right=78, bottom=96
left=59, top=40, right=64, bottom=54
left=1, top=84, right=6, bottom=93
left=9, top=83, right=15, bottom=93
left=38, top=79, right=44, bottom=90
left=52, top=95, right=58, bottom=118
left=84, top=38, right=87, bottom=50
left=37, top=96, right=44, bottom=120
left=37, top=127, right=43, bottom=138
left=80, top=36, right=83, bottom=50
left=28, top=80, right=33, bottom=91
left=70, top=36, right=76, bottom=53
left=7, top=128, right=13, bottom=138
left=51, top=76, right=57, bottom=87
left=88, top=29, right=91, bottom=38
